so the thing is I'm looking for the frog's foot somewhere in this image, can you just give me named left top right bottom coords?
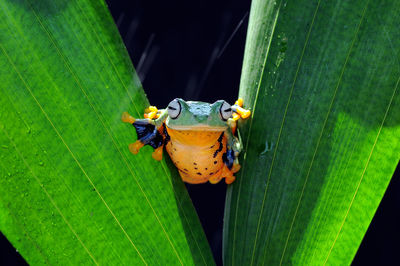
left=220, top=164, right=236, bottom=184
left=221, top=148, right=240, bottom=184
left=232, top=163, right=241, bottom=173
left=122, top=111, right=165, bottom=159
left=207, top=162, right=236, bottom=184
left=129, top=140, right=144, bottom=154
left=144, top=106, right=161, bottom=120
left=152, top=146, right=163, bottom=161
left=133, top=123, right=164, bottom=159
left=231, top=98, right=251, bottom=121
left=225, top=175, right=236, bottom=185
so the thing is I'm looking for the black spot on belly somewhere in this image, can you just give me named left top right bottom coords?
left=183, top=168, right=188, bottom=172
left=194, top=167, right=198, bottom=170
left=205, top=168, right=208, bottom=170
left=209, top=172, right=214, bottom=176
left=197, top=172, right=202, bottom=176
left=214, top=161, right=218, bottom=164
left=193, top=162, right=197, bottom=165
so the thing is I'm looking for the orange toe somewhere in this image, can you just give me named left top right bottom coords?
left=129, top=141, right=144, bottom=154
left=236, top=106, right=251, bottom=119
left=235, top=98, right=244, bottom=107
left=232, top=163, right=241, bottom=173
left=122, top=112, right=135, bottom=123
left=225, top=175, right=236, bottom=184
left=221, top=165, right=236, bottom=184
left=152, top=146, right=163, bottom=161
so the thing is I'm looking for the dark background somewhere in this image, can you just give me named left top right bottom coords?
left=1, top=0, right=399, bottom=265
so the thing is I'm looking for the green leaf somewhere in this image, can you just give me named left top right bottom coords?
left=0, top=0, right=214, bottom=265
left=224, top=0, right=400, bottom=265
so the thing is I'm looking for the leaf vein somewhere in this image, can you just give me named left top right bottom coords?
left=278, top=2, right=371, bottom=263
left=231, top=2, right=282, bottom=265
left=0, top=43, right=147, bottom=265
left=239, top=0, right=323, bottom=264
left=323, top=75, right=400, bottom=264
left=26, top=2, right=183, bottom=264
left=0, top=125, right=99, bottom=266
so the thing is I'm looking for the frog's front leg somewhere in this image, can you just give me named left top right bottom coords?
left=221, top=99, right=251, bottom=184
left=122, top=109, right=168, bottom=161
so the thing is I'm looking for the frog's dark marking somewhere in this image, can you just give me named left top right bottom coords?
left=197, top=172, right=202, bottom=176
left=214, top=161, right=218, bottom=164
left=217, top=132, right=224, bottom=142
left=183, top=168, right=189, bottom=172
left=194, top=167, right=198, bottom=170
left=193, top=162, right=197, bottom=165
left=210, top=144, right=215, bottom=149
left=173, top=148, right=177, bottom=151
left=209, top=172, right=214, bottom=176
left=205, top=168, right=208, bottom=170
left=163, top=124, right=170, bottom=145
left=213, top=132, right=225, bottom=158
left=132, top=121, right=163, bottom=149
left=223, top=149, right=235, bottom=170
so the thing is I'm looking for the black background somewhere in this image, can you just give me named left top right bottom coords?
left=1, top=1, right=399, bottom=265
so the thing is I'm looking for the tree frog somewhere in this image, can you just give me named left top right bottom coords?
left=122, top=98, right=250, bottom=184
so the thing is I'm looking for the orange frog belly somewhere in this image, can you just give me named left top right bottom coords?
left=165, top=127, right=227, bottom=184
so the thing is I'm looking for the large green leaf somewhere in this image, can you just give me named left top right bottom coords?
left=224, top=0, right=400, bottom=265
left=0, top=0, right=214, bottom=264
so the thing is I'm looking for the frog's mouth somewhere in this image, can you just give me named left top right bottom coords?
left=166, top=124, right=226, bottom=131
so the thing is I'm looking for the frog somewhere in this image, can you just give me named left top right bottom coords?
left=121, top=98, right=250, bottom=184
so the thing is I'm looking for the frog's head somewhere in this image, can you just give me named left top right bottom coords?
left=165, top=98, right=232, bottom=131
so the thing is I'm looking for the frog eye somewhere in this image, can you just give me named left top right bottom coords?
left=167, top=99, right=181, bottom=119
left=219, top=101, right=232, bottom=121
